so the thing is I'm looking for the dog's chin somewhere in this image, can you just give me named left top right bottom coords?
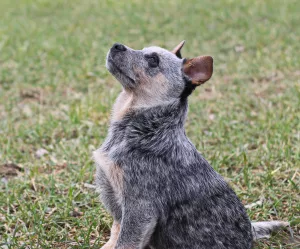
left=106, top=58, right=135, bottom=89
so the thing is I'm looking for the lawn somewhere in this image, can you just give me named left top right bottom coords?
left=0, top=0, right=299, bottom=248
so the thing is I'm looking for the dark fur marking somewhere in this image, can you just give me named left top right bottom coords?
left=180, top=59, right=197, bottom=99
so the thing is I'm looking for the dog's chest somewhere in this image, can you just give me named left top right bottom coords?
left=93, top=149, right=123, bottom=197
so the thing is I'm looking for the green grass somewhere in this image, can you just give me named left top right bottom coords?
left=0, top=0, right=299, bottom=248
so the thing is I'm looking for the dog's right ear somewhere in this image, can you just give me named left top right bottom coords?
left=183, top=56, right=213, bottom=85
left=171, top=41, right=185, bottom=58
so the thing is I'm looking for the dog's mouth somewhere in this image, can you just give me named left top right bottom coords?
left=107, top=56, right=135, bottom=85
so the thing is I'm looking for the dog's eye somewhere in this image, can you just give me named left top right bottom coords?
left=145, top=54, right=159, bottom=68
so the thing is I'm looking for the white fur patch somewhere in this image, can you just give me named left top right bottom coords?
left=251, top=221, right=289, bottom=240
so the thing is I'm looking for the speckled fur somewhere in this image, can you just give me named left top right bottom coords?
left=94, top=43, right=285, bottom=249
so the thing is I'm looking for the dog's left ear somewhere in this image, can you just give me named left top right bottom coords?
left=183, top=56, right=213, bottom=85
left=171, top=40, right=185, bottom=58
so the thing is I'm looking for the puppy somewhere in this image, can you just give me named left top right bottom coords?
left=94, top=41, right=288, bottom=249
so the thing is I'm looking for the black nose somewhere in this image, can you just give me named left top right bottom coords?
left=111, top=43, right=127, bottom=52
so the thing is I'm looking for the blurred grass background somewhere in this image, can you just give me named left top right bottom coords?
left=0, top=0, right=299, bottom=248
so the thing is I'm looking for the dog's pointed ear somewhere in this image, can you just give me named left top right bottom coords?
left=183, top=56, right=213, bottom=85
left=171, top=40, right=185, bottom=58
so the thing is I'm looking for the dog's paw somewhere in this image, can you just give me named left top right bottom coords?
left=101, top=241, right=116, bottom=249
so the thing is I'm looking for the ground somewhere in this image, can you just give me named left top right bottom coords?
left=0, top=0, right=299, bottom=248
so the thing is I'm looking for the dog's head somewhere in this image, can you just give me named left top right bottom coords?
left=106, top=41, right=213, bottom=105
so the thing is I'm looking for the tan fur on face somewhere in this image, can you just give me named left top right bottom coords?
left=134, top=68, right=169, bottom=107
left=94, top=150, right=123, bottom=202
left=111, top=69, right=170, bottom=121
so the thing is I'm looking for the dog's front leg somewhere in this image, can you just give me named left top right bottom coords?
left=115, top=201, right=157, bottom=249
left=101, top=220, right=121, bottom=249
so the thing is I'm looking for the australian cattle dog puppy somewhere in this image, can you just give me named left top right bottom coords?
left=94, top=41, right=288, bottom=249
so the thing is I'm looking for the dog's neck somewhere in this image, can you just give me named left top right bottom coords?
left=103, top=96, right=188, bottom=155
left=111, top=92, right=188, bottom=131
left=111, top=89, right=182, bottom=123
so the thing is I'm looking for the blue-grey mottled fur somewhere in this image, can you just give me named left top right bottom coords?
left=94, top=43, right=287, bottom=249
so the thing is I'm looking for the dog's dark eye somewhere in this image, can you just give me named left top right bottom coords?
left=145, top=54, right=159, bottom=68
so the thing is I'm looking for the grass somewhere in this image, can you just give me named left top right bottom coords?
left=0, top=0, right=299, bottom=248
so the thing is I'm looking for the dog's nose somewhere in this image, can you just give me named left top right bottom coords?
left=111, top=43, right=127, bottom=52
